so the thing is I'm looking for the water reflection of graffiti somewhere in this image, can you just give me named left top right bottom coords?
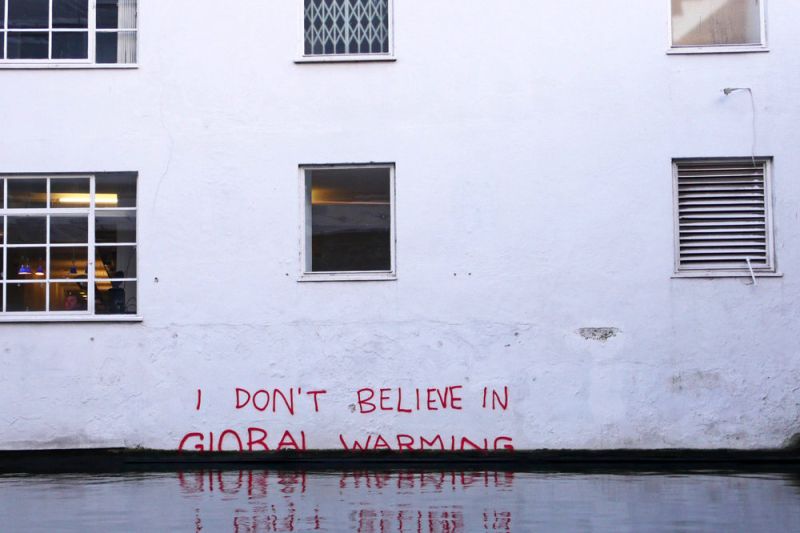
left=180, top=470, right=514, bottom=532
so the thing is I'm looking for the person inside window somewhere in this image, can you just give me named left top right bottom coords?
left=109, top=272, right=126, bottom=314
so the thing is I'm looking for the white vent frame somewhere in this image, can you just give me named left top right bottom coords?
left=672, top=158, right=778, bottom=278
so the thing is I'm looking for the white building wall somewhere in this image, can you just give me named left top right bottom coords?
left=0, top=1, right=799, bottom=450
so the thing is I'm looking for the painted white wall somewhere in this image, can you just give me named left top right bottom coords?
left=0, top=0, right=799, bottom=451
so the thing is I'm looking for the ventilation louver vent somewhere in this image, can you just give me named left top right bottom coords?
left=675, top=159, right=772, bottom=272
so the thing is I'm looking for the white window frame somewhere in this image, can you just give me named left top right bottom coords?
left=295, top=0, right=396, bottom=63
left=0, top=173, right=141, bottom=322
left=298, top=163, right=397, bottom=282
left=0, top=0, right=138, bottom=69
left=671, top=158, right=780, bottom=278
left=667, top=0, right=768, bottom=55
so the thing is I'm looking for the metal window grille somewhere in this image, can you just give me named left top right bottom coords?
left=304, top=0, right=390, bottom=56
left=674, top=159, right=774, bottom=273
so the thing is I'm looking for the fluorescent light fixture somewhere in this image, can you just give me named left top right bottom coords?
left=57, top=193, right=118, bottom=206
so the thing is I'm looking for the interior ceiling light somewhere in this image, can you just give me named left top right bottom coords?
left=57, top=193, right=118, bottom=205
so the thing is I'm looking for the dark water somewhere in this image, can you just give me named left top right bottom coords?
left=1, top=470, right=800, bottom=532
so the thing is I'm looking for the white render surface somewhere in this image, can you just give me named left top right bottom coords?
left=1, top=1, right=799, bottom=451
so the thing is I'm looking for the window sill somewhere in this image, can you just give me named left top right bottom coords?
left=298, top=272, right=397, bottom=282
left=294, top=55, right=396, bottom=64
left=666, top=45, right=769, bottom=55
left=0, top=315, right=143, bottom=323
left=672, top=271, right=782, bottom=279
left=0, top=63, right=138, bottom=70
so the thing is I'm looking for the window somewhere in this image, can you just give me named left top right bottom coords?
left=0, top=0, right=137, bottom=65
left=673, top=159, right=776, bottom=277
left=670, top=0, right=766, bottom=51
left=300, top=164, right=395, bottom=281
left=1, top=173, right=138, bottom=318
left=302, top=0, right=393, bottom=60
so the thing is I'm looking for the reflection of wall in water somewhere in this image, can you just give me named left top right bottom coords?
left=180, top=470, right=516, bottom=533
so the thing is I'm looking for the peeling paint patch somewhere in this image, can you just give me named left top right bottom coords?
left=671, top=371, right=722, bottom=392
left=578, top=328, right=620, bottom=342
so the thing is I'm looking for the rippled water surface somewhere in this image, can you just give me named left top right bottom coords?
left=1, top=470, right=800, bottom=532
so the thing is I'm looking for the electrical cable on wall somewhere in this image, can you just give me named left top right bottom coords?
left=723, top=88, right=761, bottom=286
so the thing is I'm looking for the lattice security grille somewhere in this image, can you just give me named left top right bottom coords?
left=304, top=0, right=390, bottom=55
left=675, top=159, right=772, bottom=272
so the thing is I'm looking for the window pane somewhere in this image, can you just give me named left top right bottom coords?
left=7, top=32, right=49, bottom=59
left=7, top=283, right=46, bottom=312
left=7, top=0, right=49, bottom=29
left=0, top=33, right=4, bottom=59
left=96, top=245, right=136, bottom=279
left=97, top=0, right=119, bottom=28
left=97, top=0, right=136, bottom=29
left=7, top=217, right=46, bottom=244
left=0, top=1, right=4, bottom=28
left=50, top=178, right=90, bottom=208
left=50, top=282, right=88, bottom=311
left=96, top=32, right=116, bottom=63
left=309, top=167, right=391, bottom=272
left=7, top=179, right=46, bottom=208
left=50, top=216, right=88, bottom=244
left=672, top=0, right=762, bottom=46
left=8, top=248, right=46, bottom=280
left=96, top=212, right=136, bottom=243
left=96, top=174, right=136, bottom=207
left=50, top=246, right=88, bottom=279
left=52, top=31, right=88, bottom=59
left=95, top=280, right=136, bottom=315
left=96, top=30, right=136, bottom=64
left=53, top=0, right=89, bottom=29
